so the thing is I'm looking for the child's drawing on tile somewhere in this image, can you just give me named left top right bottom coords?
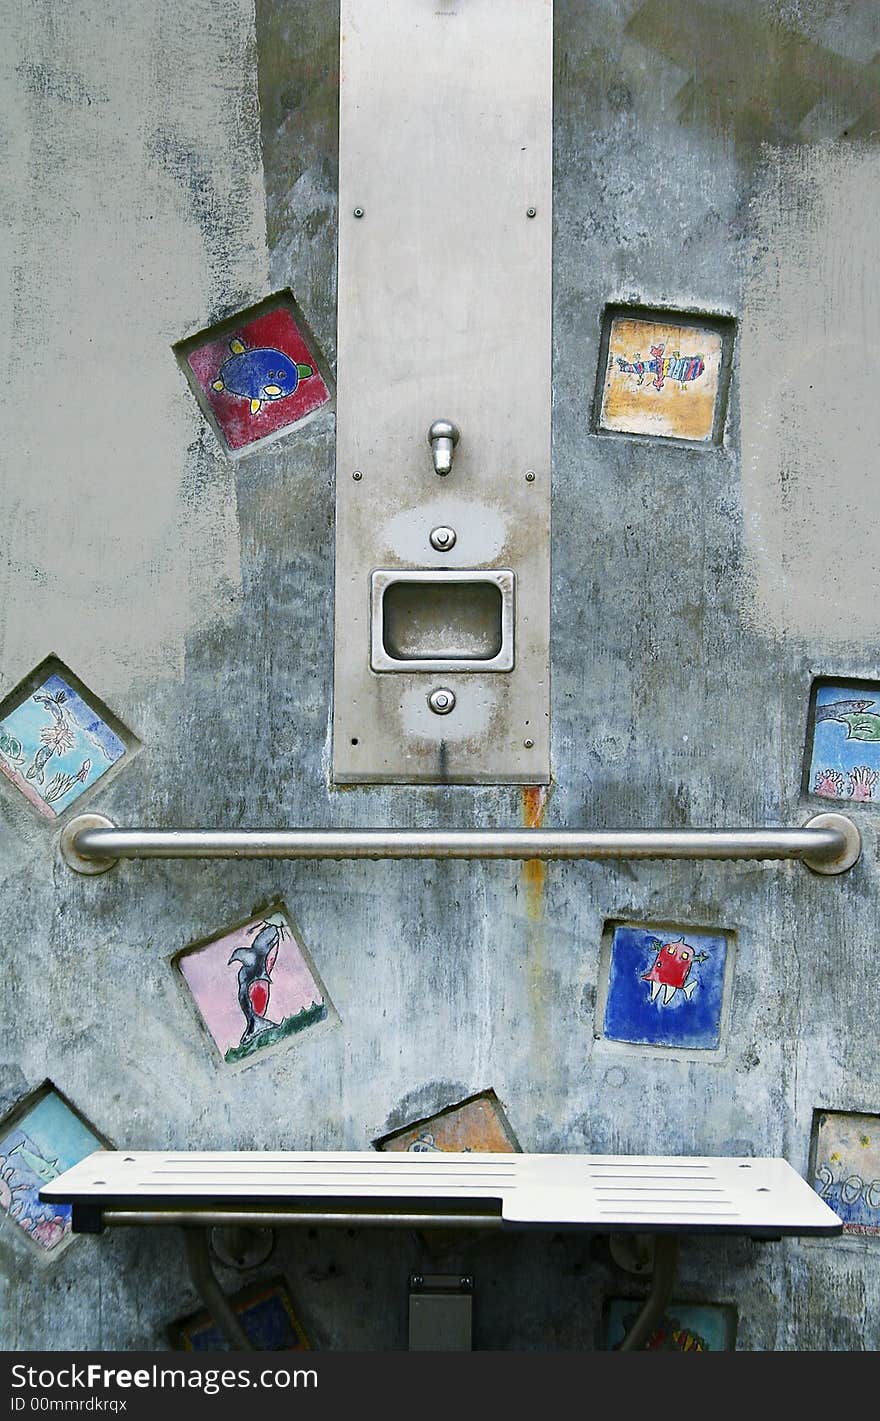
left=0, top=1088, right=104, bottom=1255
left=177, top=908, right=331, bottom=1065
left=599, top=315, right=724, bottom=442
left=169, top=1278, right=310, bottom=1351
left=182, top=298, right=331, bottom=453
left=605, top=1300, right=735, bottom=1351
left=811, top=1110, right=880, bottom=1236
left=375, top=1091, right=520, bottom=1153
left=0, top=671, right=126, bottom=819
left=602, top=925, right=728, bottom=1050
left=809, top=683, right=880, bottom=804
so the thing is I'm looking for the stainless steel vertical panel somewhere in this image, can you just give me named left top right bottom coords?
left=333, top=0, right=553, bottom=783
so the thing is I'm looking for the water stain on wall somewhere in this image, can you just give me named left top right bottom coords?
left=625, top=0, right=880, bottom=147
left=741, top=145, right=880, bottom=643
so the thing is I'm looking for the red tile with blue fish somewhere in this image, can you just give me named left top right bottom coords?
left=184, top=299, right=331, bottom=453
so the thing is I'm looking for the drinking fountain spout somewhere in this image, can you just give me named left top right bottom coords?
left=427, top=419, right=460, bottom=476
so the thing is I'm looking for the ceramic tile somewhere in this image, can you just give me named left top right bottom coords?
left=810, top=1109, right=880, bottom=1236
left=596, top=307, right=732, bottom=443
left=168, top=1277, right=310, bottom=1351
left=0, top=1083, right=106, bottom=1256
left=0, top=665, right=130, bottom=821
left=177, top=293, right=333, bottom=455
left=600, top=923, right=730, bottom=1051
left=176, top=906, right=333, bottom=1067
left=605, top=1299, right=736, bottom=1350
left=806, top=680, right=880, bottom=805
left=375, top=1090, right=520, bottom=1153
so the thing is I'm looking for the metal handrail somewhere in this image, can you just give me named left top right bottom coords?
left=60, top=812, right=861, bottom=875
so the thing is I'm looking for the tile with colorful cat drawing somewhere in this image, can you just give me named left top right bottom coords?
left=176, top=905, right=335, bottom=1067
left=374, top=1089, right=520, bottom=1153
left=176, top=292, right=333, bottom=456
left=0, top=1083, right=106, bottom=1257
left=595, top=306, right=733, bottom=444
left=598, top=922, right=731, bottom=1051
left=810, top=1109, right=880, bottom=1237
left=604, top=1299, right=736, bottom=1351
left=168, top=1277, right=310, bottom=1351
left=806, top=679, right=880, bottom=806
left=0, top=660, right=134, bottom=822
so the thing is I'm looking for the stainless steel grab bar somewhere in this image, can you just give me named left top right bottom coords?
left=59, top=812, right=861, bottom=875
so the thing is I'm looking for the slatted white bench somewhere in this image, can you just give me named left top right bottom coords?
left=42, top=1151, right=841, bottom=1352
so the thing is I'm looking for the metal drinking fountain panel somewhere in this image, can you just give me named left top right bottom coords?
left=332, top=0, right=552, bottom=784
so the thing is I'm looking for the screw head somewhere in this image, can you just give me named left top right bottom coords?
left=527, top=207, right=537, bottom=218
left=429, top=525, right=457, bottom=551
left=353, top=206, right=364, bottom=218
left=352, top=470, right=362, bottom=481
left=525, top=470, right=536, bottom=482
left=428, top=687, right=456, bottom=715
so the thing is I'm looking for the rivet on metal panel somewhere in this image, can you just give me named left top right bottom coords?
left=352, top=470, right=362, bottom=480
left=353, top=207, right=364, bottom=218
left=525, top=470, right=535, bottom=482
left=428, top=688, right=456, bottom=715
left=429, top=525, right=457, bottom=551
left=523, top=739, right=534, bottom=749
left=526, top=207, right=537, bottom=218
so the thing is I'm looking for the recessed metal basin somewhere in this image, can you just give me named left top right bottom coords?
left=371, top=570, right=515, bottom=672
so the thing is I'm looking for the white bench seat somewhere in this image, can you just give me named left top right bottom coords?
left=42, top=1151, right=841, bottom=1236
left=41, top=1151, right=840, bottom=1352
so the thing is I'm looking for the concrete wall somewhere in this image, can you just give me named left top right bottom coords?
left=1, top=0, right=878, bottom=1349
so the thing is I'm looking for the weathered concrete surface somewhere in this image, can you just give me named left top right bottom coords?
left=1, top=0, right=878, bottom=1350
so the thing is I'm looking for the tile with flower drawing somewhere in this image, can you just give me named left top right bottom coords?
left=0, top=662, right=132, bottom=821
left=176, top=292, right=333, bottom=456
left=0, top=1083, right=106, bottom=1257
left=806, top=680, right=880, bottom=806
left=374, top=1090, right=520, bottom=1153
left=176, top=906, right=334, bottom=1067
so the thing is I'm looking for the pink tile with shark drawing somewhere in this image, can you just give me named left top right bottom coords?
left=176, top=907, right=333, bottom=1066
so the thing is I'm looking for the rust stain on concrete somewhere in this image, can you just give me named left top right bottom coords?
left=521, top=783, right=549, bottom=915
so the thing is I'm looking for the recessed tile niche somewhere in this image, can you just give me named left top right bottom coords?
left=168, top=1277, right=310, bottom=1351
left=593, top=305, right=735, bottom=445
left=804, top=678, right=880, bottom=806
left=0, top=657, right=137, bottom=823
left=374, top=1089, right=520, bottom=1153
left=596, top=921, right=733, bottom=1053
left=175, top=904, right=335, bottom=1068
left=809, top=1109, right=880, bottom=1237
left=175, top=290, right=334, bottom=457
left=0, top=1081, right=107, bottom=1257
left=604, top=1298, right=737, bottom=1351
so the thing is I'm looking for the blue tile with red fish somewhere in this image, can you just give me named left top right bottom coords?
left=601, top=924, right=728, bottom=1050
